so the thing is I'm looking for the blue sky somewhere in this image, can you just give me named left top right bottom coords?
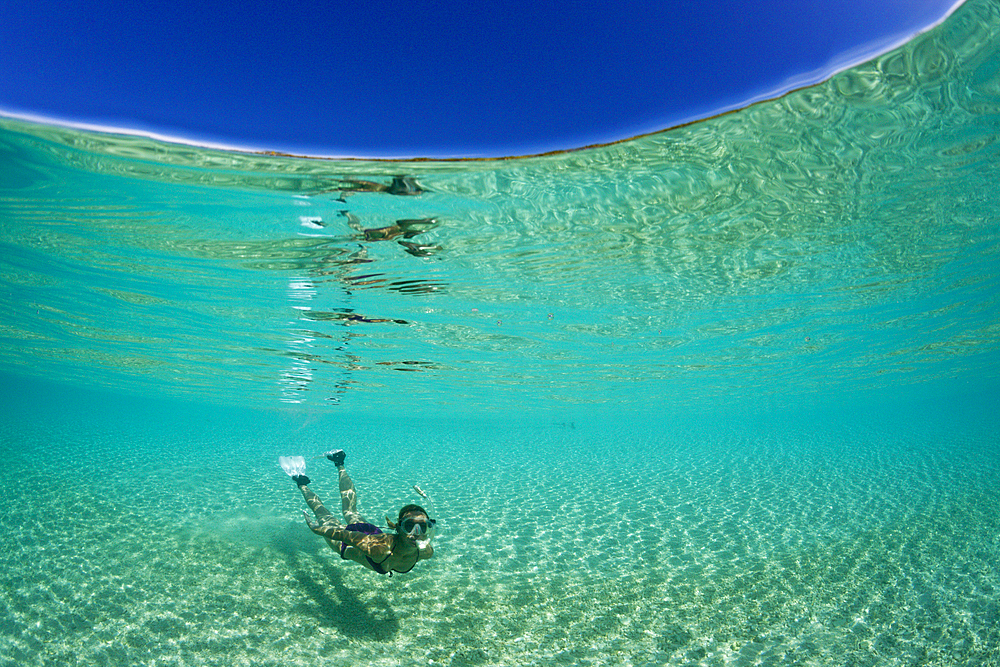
left=1, top=0, right=963, bottom=158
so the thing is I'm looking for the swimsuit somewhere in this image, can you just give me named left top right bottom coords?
left=339, top=522, right=417, bottom=576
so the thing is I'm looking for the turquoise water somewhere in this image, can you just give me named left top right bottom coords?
left=2, top=0, right=999, bottom=665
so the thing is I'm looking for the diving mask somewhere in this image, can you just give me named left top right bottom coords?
left=400, top=515, right=436, bottom=546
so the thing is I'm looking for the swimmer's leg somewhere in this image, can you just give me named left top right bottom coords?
left=339, top=465, right=366, bottom=525
left=299, top=485, right=347, bottom=553
left=299, top=485, right=337, bottom=524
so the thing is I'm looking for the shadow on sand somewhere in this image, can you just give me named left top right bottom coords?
left=270, top=523, right=400, bottom=641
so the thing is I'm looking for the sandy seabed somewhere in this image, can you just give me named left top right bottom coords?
left=1, top=416, right=998, bottom=667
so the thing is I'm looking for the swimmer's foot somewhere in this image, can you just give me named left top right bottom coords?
left=325, top=449, right=346, bottom=468
left=292, top=474, right=311, bottom=487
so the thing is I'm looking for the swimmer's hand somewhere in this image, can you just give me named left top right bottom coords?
left=302, top=510, right=319, bottom=531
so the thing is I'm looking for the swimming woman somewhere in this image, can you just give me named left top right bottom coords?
left=281, top=450, right=435, bottom=576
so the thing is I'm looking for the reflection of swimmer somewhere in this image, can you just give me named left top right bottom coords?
left=323, top=175, right=425, bottom=202
left=398, top=240, right=441, bottom=257
left=300, top=310, right=409, bottom=324
left=281, top=450, right=435, bottom=576
left=339, top=212, right=438, bottom=244
left=363, top=218, right=438, bottom=242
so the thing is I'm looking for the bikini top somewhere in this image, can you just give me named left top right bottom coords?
left=369, top=548, right=418, bottom=577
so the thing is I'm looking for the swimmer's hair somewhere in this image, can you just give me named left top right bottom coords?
left=398, top=504, right=428, bottom=521
left=386, top=504, right=430, bottom=531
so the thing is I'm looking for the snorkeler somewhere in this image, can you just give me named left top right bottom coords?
left=279, top=450, right=435, bottom=576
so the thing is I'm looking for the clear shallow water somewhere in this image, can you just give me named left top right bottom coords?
left=1, top=389, right=997, bottom=667
left=2, top=0, right=999, bottom=665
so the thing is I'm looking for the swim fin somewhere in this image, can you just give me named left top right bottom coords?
left=279, top=456, right=310, bottom=486
left=279, top=456, right=306, bottom=476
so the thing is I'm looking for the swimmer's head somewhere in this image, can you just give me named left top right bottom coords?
left=387, top=504, right=435, bottom=544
